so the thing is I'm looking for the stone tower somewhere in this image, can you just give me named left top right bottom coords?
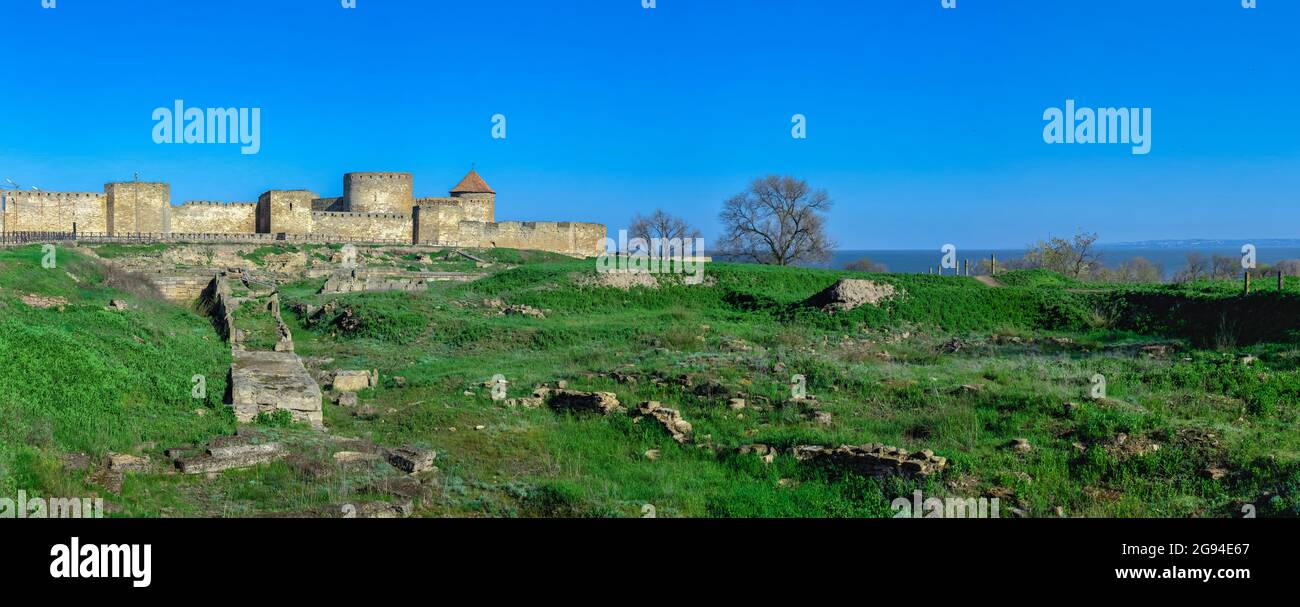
left=343, top=172, right=414, bottom=215
left=105, top=181, right=171, bottom=235
left=449, top=169, right=495, bottom=223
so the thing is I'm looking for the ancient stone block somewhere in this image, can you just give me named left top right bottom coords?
left=331, top=370, right=372, bottom=392
left=385, top=446, right=436, bottom=474
left=229, top=350, right=324, bottom=427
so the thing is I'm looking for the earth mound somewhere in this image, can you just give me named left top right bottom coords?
left=804, top=278, right=899, bottom=312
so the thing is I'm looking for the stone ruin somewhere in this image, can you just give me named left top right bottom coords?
left=208, top=272, right=323, bottom=428
left=793, top=443, right=948, bottom=479
left=229, top=351, right=324, bottom=428
left=166, top=430, right=288, bottom=475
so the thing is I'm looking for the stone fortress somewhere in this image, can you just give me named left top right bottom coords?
left=0, top=170, right=605, bottom=256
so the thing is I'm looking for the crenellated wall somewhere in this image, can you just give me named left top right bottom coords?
left=453, top=220, right=605, bottom=256
left=172, top=201, right=257, bottom=234
left=310, top=211, right=411, bottom=242
left=1, top=191, right=107, bottom=233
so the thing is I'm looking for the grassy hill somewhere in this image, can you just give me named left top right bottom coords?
left=0, top=245, right=233, bottom=499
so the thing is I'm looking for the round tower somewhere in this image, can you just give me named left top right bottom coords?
left=343, top=172, right=414, bottom=215
left=449, top=169, right=495, bottom=223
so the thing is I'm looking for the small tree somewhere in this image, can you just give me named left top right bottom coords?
left=1113, top=256, right=1162, bottom=283
left=628, top=209, right=701, bottom=257
left=845, top=257, right=887, bottom=273
left=717, top=175, right=835, bottom=265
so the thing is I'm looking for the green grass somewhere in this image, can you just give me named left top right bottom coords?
left=4, top=244, right=1299, bottom=518
left=270, top=261, right=1300, bottom=517
left=86, top=243, right=170, bottom=259
left=233, top=298, right=282, bottom=350
left=0, top=245, right=234, bottom=498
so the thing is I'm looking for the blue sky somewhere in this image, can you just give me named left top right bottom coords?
left=1, top=0, right=1296, bottom=248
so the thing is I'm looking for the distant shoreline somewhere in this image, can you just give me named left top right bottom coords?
left=711, top=244, right=1300, bottom=280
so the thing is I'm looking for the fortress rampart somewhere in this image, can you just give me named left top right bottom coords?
left=173, top=201, right=257, bottom=234
left=1, top=191, right=108, bottom=233
left=1, top=170, right=604, bottom=256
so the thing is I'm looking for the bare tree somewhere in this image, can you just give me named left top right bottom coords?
left=1276, top=259, right=1300, bottom=277
left=1175, top=252, right=1208, bottom=282
left=1210, top=254, right=1238, bottom=280
left=717, top=175, right=835, bottom=265
left=1111, top=256, right=1162, bottom=283
left=628, top=209, right=702, bottom=257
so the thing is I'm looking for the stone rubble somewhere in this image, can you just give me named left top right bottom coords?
left=632, top=401, right=693, bottom=444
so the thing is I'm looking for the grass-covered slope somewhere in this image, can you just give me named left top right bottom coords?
left=0, top=245, right=233, bottom=496
left=4, top=243, right=1298, bottom=518
left=277, top=261, right=1300, bottom=518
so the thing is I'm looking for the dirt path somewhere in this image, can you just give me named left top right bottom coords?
left=975, top=275, right=1003, bottom=288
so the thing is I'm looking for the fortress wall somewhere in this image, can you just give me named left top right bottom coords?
left=455, top=220, right=606, bottom=256
left=0, top=191, right=107, bottom=233
left=451, top=192, right=494, bottom=223
left=311, top=197, right=346, bottom=212
left=172, top=201, right=258, bottom=234
left=343, top=172, right=413, bottom=215
left=257, top=190, right=316, bottom=235
left=413, top=198, right=465, bottom=244
left=106, top=182, right=170, bottom=234
left=1, top=191, right=108, bottom=233
left=310, top=211, right=411, bottom=242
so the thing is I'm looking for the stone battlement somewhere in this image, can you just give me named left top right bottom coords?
left=182, top=200, right=257, bottom=207
left=311, top=210, right=409, bottom=220
left=4, top=191, right=104, bottom=199
left=344, top=172, right=412, bottom=181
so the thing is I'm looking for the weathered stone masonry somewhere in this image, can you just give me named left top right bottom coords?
left=1, top=170, right=605, bottom=256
